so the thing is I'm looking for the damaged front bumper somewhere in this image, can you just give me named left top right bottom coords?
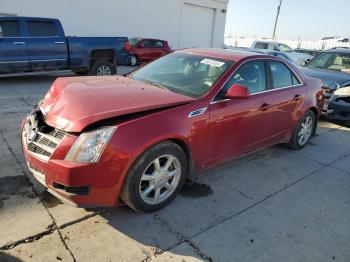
left=325, top=86, right=350, bottom=122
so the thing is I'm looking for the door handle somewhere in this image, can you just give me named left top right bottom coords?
left=293, top=94, right=302, bottom=101
left=259, top=103, right=271, bottom=111
left=54, top=41, right=65, bottom=45
left=13, top=41, right=26, bottom=45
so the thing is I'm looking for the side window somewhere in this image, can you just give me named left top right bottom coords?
left=0, top=20, right=20, bottom=37
left=269, top=61, right=300, bottom=88
left=140, top=40, right=153, bottom=47
left=27, top=21, right=58, bottom=37
left=155, top=41, right=164, bottom=48
left=223, top=60, right=267, bottom=94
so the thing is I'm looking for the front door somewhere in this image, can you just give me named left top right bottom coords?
left=206, top=60, right=270, bottom=166
left=0, top=19, right=30, bottom=73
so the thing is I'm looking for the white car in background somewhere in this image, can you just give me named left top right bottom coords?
left=251, top=40, right=313, bottom=65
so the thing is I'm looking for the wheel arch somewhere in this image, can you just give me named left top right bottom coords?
left=168, top=138, right=196, bottom=183
left=90, top=49, right=116, bottom=65
left=307, top=106, right=319, bottom=118
left=124, top=136, right=196, bottom=186
left=305, top=106, right=319, bottom=136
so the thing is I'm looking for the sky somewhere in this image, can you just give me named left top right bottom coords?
left=225, top=0, right=349, bottom=40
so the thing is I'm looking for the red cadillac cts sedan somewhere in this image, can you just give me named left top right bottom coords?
left=21, top=49, right=324, bottom=212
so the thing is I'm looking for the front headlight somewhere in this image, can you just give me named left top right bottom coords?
left=334, top=86, right=350, bottom=97
left=65, top=127, right=116, bottom=163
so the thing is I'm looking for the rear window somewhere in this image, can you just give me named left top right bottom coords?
left=254, top=43, right=268, bottom=49
left=0, top=20, right=20, bottom=37
left=27, top=21, right=58, bottom=37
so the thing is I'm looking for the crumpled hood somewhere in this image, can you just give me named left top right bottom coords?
left=41, top=76, right=195, bottom=132
left=288, top=52, right=313, bottom=63
left=302, top=67, right=350, bottom=89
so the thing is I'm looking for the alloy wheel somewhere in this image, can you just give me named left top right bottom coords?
left=297, top=116, right=313, bottom=145
left=139, top=155, right=181, bottom=205
left=130, top=56, right=137, bottom=66
left=96, top=65, right=112, bottom=75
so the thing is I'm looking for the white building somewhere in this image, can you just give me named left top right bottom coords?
left=1, top=0, right=229, bottom=49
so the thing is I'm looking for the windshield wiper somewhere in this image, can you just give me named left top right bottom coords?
left=142, top=80, right=167, bottom=89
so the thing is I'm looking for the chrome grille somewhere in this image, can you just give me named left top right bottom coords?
left=23, top=124, right=65, bottom=162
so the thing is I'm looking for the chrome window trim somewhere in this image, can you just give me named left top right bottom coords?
left=0, top=60, right=29, bottom=64
left=210, top=57, right=304, bottom=104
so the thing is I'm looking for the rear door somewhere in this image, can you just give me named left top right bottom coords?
left=0, top=19, right=30, bottom=73
left=154, top=40, right=166, bottom=57
left=207, top=60, right=270, bottom=165
left=258, top=60, right=305, bottom=142
left=138, top=40, right=154, bottom=62
left=25, top=19, right=68, bottom=71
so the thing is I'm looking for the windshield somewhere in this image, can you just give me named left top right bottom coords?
left=308, top=52, right=350, bottom=73
left=129, top=52, right=233, bottom=98
left=277, top=43, right=293, bottom=52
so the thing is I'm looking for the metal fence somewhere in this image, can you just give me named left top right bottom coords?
left=224, top=37, right=350, bottom=50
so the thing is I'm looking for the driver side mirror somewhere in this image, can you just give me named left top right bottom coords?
left=225, top=83, right=250, bottom=99
left=303, top=58, right=311, bottom=66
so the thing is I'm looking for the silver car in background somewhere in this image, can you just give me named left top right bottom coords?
left=251, top=40, right=313, bottom=65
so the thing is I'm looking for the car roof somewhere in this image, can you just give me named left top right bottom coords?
left=0, top=16, right=59, bottom=21
left=130, top=37, right=166, bottom=42
left=177, top=48, right=267, bottom=61
left=253, top=40, right=281, bottom=44
left=325, top=47, right=350, bottom=53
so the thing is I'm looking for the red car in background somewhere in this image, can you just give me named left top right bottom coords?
left=21, top=49, right=324, bottom=212
left=125, top=38, right=171, bottom=66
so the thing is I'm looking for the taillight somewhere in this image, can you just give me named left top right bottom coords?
left=124, top=42, right=131, bottom=52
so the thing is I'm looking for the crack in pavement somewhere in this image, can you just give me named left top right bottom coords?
left=7, top=86, right=34, bottom=108
left=152, top=214, right=213, bottom=262
left=0, top=130, right=76, bottom=260
left=0, top=212, right=100, bottom=252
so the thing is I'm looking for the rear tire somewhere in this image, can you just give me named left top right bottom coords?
left=127, top=55, right=138, bottom=66
left=121, top=141, right=187, bottom=213
left=287, top=110, right=316, bottom=150
left=90, top=60, right=116, bottom=75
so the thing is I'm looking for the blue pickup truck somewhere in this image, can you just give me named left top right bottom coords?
left=0, top=16, right=129, bottom=76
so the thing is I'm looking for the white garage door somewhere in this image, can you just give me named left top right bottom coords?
left=180, top=3, right=215, bottom=48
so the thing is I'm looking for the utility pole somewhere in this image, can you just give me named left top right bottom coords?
left=272, top=0, right=283, bottom=40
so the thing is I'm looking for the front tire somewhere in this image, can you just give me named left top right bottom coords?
left=90, top=60, right=116, bottom=76
left=121, top=141, right=188, bottom=213
left=287, top=110, right=316, bottom=150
